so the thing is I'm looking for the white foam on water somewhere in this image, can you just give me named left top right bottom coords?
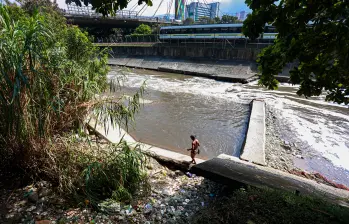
left=110, top=71, right=349, bottom=171
left=266, top=98, right=349, bottom=170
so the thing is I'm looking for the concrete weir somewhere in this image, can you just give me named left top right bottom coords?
left=191, top=154, right=349, bottom=207
left=108, top=56, right=258, bottom=83
left=240, top=100, right=266, bottom=165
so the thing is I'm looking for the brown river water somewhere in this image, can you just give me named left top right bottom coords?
left=108, top=68, right=349, bottom=186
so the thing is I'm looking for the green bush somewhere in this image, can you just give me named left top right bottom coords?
left=0, top=4, right=147, bottom=207
left=43, top=136, right=150, bottom=207
left=0, top=5, right=107, bottom=145
left=132, top=24, right=152, bottom=35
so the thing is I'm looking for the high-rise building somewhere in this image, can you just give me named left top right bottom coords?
left=209, top=2, right=220, bottom=19
left=175, top=0, right=186, bottom=20
left=185, top=2, right=220, bottom=22
left=239, top=11, right=246, bottom=20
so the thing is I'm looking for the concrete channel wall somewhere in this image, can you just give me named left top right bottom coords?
left=105, top=46, right=292, bottom=83
left=108, top=56, right=258, bottom=83
left=109, top=46, right=260, bottom=61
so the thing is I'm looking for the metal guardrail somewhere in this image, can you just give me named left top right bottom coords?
left=64, top=4, right=176, bottom=23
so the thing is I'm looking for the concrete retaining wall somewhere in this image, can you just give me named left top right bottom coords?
left=109, top=46, right=260, bottom=61
left=108, top=56, right=258, bottom=83
left=106, top=45, right=291, bottom=83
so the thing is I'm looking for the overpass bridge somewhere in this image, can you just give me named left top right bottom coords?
left=64, top=4, right=180, bottom=28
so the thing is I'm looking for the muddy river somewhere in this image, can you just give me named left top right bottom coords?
left=108, top=68, right=349, bottom=186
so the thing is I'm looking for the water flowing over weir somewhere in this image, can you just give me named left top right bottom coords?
left=109, top=69, right=251, bottom=159
left=108, top=68, right=349, bottom=186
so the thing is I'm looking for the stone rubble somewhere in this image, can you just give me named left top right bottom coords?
left=0, top=157, right=223, bottom=224
left=264, top=104, right=305, bottom=172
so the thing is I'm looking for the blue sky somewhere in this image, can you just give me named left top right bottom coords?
left=56, top=0, right=250, bottom=17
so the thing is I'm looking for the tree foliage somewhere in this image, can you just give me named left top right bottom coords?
left=0, top=3, right=149, bottom=207
left=198, top=16, right=214, bottom=24
left=17, top=0, right=60, bottom=14
left=221, top=15, right=239, bottom=24
left=243, top=0, right=349, bottom=104
left=213, top=17, right=221, bottom=24
left=0, top=5, right=107, bottom=142
left=66, top=0, right=153, bottom=16
left=132, top=24, right=152, bottom=35
left=0, top=4, right=143, bottom=174
left=184, top=17, right=194, bottom=25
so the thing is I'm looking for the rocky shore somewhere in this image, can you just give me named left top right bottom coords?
left=264, top=104, right=349, bottom=190
left=0, top=157, right=224, bottom=224
left=264, top=104, right=304, bottom=172
left=1, top=114, right=349, bottom=223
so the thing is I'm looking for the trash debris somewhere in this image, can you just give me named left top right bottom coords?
left=144, top=203, right=153, bottom=215
left=185, top=172, right=192, bottom=178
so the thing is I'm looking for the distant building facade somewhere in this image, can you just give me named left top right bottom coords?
left=175, top=0, right=186, bottom=20
left=239, top=11, right=246, bottom=20
left=185, top=2, right=220, bottom=22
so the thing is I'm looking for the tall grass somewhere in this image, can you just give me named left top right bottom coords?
left=42, top=135, right=150, bottom=207
left=0, top=4, right=148, bottom=205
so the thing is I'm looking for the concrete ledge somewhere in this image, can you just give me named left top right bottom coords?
left=86, top=117, right=204, bottom=170
left=139, top=143, right=205, bottom=170
left=87, top=118, right=136, bottom=144
left=108, top=56, right=130, bottom=66
left=192, top=154, right=349, bottom=207
left=240, top=100, right=266, bottom=165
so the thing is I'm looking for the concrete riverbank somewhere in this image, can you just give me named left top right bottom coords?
left=108, top=56, right=292, bottom=83
left=108, top=56, right=258, bottom=83
left=86, top=116, right=205, bottom=170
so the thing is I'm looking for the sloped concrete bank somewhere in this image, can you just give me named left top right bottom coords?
left=86, top=117, right=205, bottom=170
left=108, top=56, right=258, bottom=83
left=105, top=45, right=293, bottom=83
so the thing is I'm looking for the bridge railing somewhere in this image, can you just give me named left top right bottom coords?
left=65, top=3, right=172, bottom=23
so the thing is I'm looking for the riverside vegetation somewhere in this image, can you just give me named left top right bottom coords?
left=0, top=3, right=147, bottom=209
left=1, top=3, right=349, bottom=224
